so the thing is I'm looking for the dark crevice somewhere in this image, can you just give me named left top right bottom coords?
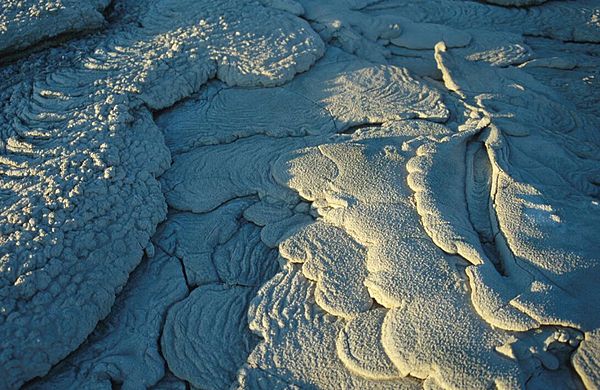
left=0, top=0, right=115, bottom=66
left=0, top=27, right=105, bottom=66
left=174, top=253, right=192, bottom=289
left=339, top=122, right=384, bottom=134
left=152, top=238, right=191, bottom=290
left=487, top=151, right=540, bottom=283
left=483, top=148, right=577, bottom=296
left=155, top=290, right=191, bottom=389
left=522, top=33, right=600, bottom=45
left=153, top=228, right=192, bottom=388
left=369, top=299, right=387, bottom=310
left=465, top=138, right=508, bottom=276
left=110, top=378, right=123, bottom=390
left=352, top=0, right=388, bottom=12
left=102, top=0, right=119, bottom=22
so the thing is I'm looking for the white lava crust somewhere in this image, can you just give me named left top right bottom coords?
left=1, top=0, right=599, bottom=389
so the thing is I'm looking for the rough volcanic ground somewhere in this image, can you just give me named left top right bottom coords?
left=0, top=0, right=599, bottom=389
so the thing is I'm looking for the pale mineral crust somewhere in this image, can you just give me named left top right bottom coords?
left=0, top=0, right=598, bottom=389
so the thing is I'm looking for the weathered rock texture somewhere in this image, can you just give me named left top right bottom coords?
left=0, top=0, right=598, bottom=389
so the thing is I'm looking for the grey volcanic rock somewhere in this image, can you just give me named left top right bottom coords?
left=0, top=0, right=323, bottom=387
left=0, top=0, right=110, bottom=56
left=161, top=284, right=259, bottom=389
left=1, top=0, right=599, bottom=389
left=27, top=249, right=188, bottom=389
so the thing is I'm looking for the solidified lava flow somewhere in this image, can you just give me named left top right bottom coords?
left=0, top=0, right=599, bottom=389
